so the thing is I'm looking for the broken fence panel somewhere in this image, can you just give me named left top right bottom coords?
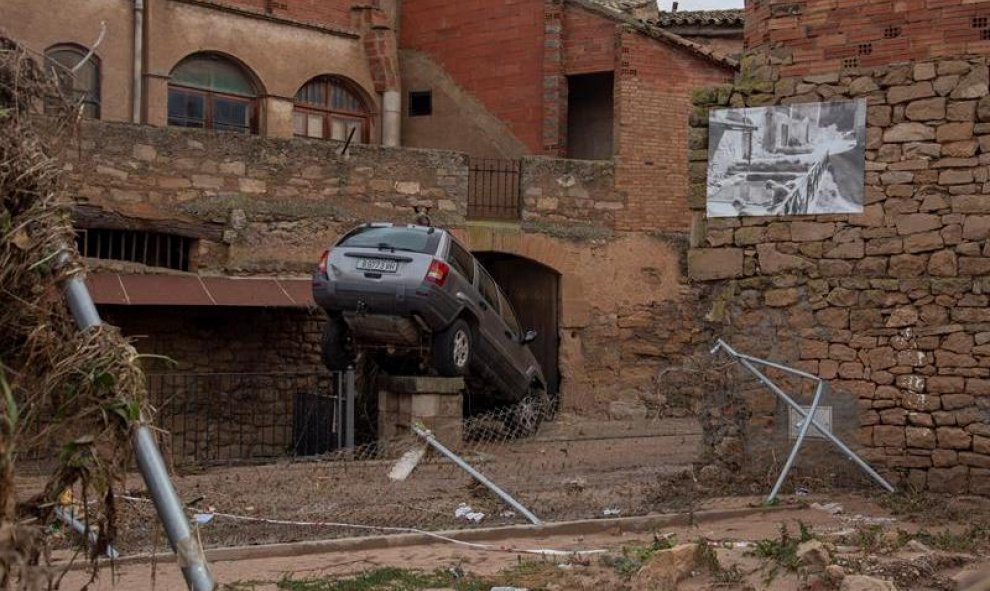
left=710, top=338, right=895, bottom=502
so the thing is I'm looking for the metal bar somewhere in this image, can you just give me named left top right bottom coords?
left=335, top=371, right=343, bottom=449
left=344, top=367, right=355, bottom=449
left=54, top=506, right=121, bottom=560
left=767, top=380, right=824, bottom=503
left=134, top=427, right=215, bottom=590
left=712, top=339, right=896, bottom=493
left=412, top=425, right=542, bottom=525
left=56, top=249, right=216, bottom=591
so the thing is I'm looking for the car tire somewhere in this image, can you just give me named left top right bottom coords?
left=433, top=319, right=472, bottom=377
left=321, top=316, right=353, bottom=371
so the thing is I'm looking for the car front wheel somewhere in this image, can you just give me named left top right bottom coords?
left=433, top=319, right=472, bottom=376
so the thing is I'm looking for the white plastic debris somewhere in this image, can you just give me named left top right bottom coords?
left=795, top=486, right=810, bottom=496
left=602, top=508, right=621, bottom=517
left=455, top=503, right=485, bottom=523
left=193, top=513, right=215, bottom=525
left=491, top=587, right=528, bottom=591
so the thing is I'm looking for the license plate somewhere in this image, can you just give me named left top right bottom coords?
left=356, top=258, right=399, bottom=273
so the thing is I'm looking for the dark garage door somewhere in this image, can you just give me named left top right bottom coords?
left=474, top=252, right=560, bottom=396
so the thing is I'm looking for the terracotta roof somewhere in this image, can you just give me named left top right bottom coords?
left=570, top=0, right=739, bottom=69
left=655, top=9, right=745, bottom=28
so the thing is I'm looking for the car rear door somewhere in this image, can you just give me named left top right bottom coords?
left=475, top=266, right=516, bottom=394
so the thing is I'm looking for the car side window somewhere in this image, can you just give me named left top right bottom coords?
left=477, top=268, right=499, bottom=312
left=447, top=240, right=475, bottom=284
left=499, top=292, right=521, bottom=337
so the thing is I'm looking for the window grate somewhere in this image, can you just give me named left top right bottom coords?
left=982, top=28, right=990, bottom=40
left=467, top=159, right=522, bottom=221
left=973, top=16, right=988, bottom=28
left=842, top=57, right=860, bottom=69
left=858, top=43, right=873, bottom=55
left=76, top=228, right=193, bottom=271
left=884, top=25, right=901, bottom=38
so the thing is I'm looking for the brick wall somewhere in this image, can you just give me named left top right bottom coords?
left=563, top=3, right=619, bottom=75
left=745, top=0, right=990, bottom=77
left=399, top=0, right=546, bottom=154
left=615, top=30, right=734, bottom=231
left=687, top=57, right=990, bottom=493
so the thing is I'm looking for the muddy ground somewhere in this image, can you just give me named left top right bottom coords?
left=54, top=492, right=990, bottom=590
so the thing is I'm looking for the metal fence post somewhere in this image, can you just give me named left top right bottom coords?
left=57, top=251, right=216, bottom=591
left=345, top=366, right=356, bottom=449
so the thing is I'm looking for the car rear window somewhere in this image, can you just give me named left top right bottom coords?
left=337, top=226, right=441, bottom=254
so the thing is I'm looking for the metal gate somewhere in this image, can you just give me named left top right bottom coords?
left=467, top=158, right=522, bottom=220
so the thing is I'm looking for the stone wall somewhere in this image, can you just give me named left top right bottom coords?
left=104, top=306, right=329, bottom=463
left=520, top=156, right=623, bottom=230
left=67, top=120, right=706, bottom=414
left=68, top=121, right=469, bottom=274
left=687, top=56, right=990, bottom=493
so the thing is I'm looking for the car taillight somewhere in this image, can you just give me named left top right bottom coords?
left=318, top=249, right=330, bottom=277
left=425, top=259, right=450, bottom=286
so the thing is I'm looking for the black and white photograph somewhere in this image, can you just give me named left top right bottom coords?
left=706, top=100, right=866, bottom=218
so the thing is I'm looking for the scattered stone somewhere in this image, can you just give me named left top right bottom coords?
left=796, top=539, right=832, bottom=572
left=631, top=544, right=698, bottom=591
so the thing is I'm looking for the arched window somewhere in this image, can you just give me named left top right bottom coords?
left=45, top=45, right=100, bottom=118
left=293, top=76, right=370, bottom=142
left=168, top=53, right=258, bottom=133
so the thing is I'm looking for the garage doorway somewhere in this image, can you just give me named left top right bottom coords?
left=474, top=252, right=561, bottom=398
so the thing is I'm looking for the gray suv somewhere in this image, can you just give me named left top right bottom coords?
left=312, top=223, right=547, bottom=410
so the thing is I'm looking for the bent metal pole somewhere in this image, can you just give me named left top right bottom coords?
left=412, top=424, right=542, bottom=525
left=56, top=251, right=216, bottom=591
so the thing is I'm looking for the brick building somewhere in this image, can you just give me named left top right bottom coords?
left=2, top=0, right=735, bottom=462
left=685, top=0, right=990, bottom=492
left=399, top=0, right=739, bottom=229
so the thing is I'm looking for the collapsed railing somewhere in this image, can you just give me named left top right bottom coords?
left=771, top=150, right=830, bottom=216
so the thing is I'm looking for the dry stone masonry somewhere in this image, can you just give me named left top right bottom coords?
left=688, top=55, right=990, bottom=493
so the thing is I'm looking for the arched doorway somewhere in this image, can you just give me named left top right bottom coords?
left=474, top=252, right=561, bottom=398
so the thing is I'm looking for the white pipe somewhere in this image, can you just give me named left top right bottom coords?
left=132, top=0, right=144, bottom=123
left=382, top=89, right=400, bottom=147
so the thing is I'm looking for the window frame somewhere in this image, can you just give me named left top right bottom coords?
left=167, top=54, right=259, bottom=134
left=44, top=44, right=101, bottom=119
left=477, top=267, right=500, bottom=313
left=446, top=239, right=476, bottom=285
left=292, top=76, right=371, bottom=143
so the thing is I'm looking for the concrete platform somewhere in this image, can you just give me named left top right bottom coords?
left=378, top=375, right=465, bottom=443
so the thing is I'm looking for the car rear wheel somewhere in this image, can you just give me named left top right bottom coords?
left=321, top=316, right=353, bottom=371
left=433, top=319, right=472, bottom=376
left=509, top=388, right=551, bottom=437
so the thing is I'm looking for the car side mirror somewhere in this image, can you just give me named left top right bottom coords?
left=521, top=330, right=537, bottom=344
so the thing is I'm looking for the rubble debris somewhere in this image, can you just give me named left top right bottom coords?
left=812, top=501, right=845, bottom=515
left=796, top=539, right=832, bottom=572
left=389, top=445, right=427, bottom=481
left=630, top=543, right=699, bottom=591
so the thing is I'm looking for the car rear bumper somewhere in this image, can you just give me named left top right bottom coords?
left=312, top=275, right=459, bottom=333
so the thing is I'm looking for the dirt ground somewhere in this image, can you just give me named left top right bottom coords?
left=18, top=415, right=706, bottom=554
left=53, top=492, right=990, bottom=590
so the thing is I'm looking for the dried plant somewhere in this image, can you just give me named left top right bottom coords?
left=1, top=32, right=151, bottom=589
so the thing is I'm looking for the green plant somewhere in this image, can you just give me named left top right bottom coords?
left=278, top=568, right=453, bottom=591
left=601, top=533, right=677, bottom=578
left=750, top=522, right=815, bottom=583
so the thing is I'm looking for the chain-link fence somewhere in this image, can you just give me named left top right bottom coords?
left=103, top=397, right=703, bottom=554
